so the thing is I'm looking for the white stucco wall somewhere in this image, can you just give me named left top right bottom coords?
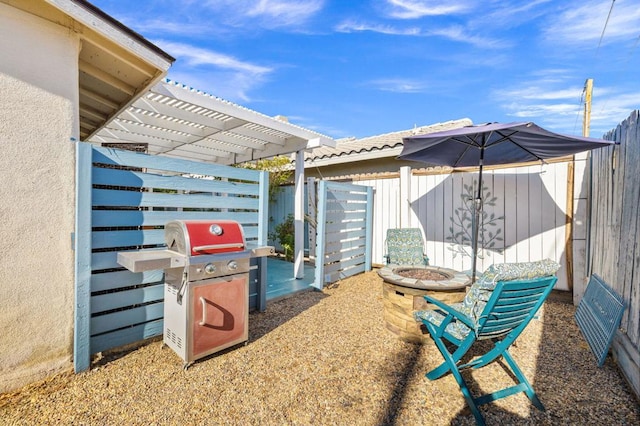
left=0, top=3, right=79, bottom=392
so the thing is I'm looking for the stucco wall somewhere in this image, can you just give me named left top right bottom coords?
left=0, top=3, right=79, bottom=393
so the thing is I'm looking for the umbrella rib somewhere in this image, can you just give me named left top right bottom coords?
left=489, top=130, right=546, bottom=162
left=452, top=135, right=482, bottom=147
left=451, top=134, right=483, bottom=168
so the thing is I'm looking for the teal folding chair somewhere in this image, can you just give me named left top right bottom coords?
left=384, top=228, right=429, bottom=266
left=415, top=272, right=558, bottom=425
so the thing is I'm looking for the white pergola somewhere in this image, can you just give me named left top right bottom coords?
left=90, top=79, right=336, bottom=278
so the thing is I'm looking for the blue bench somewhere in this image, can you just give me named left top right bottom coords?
left=575, top=274, right=625, bottom=366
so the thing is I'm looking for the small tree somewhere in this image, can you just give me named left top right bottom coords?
left=269, top=214, right=294, bottom=261
left=236, top=156, right=293, bottom=202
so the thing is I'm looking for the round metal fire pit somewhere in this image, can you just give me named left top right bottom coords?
left=378, top=265, right=470, bottom=343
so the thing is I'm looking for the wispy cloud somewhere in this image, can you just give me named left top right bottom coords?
left=383, top=0, right=474, bottom=19
left=335, top=21, right=506, bottom=48
left=156, top=41, right=273, bottom=102
left=247, top=0, right=324, bottom=26
left=493, top=78, right=589, bottom=132
left=116, top=0, right=326, bottom=37
left=335, top=20, right=421, bottom=35
left=202, top=0, right=324, bottom=29
left=590, top=91, right=640, bottom=133
left=491, top=72, right=639, bottom=135
left=496, top=86, right=586, bottom=102
left=367, top=78, right=430, bottom=93
left=126, top=18, right=224, bottom=38
left=283, top=114, right=348, bottom=137
left=542, top=0, right=640, bottom=46
left=466, top=0, right=552, bottom=30
left=157, top=41, right=272, bottom=75
left=428, top=25, right=511, bottom=48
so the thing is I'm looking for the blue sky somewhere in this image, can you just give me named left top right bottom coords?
left=93, top=0, right=639, bottom=139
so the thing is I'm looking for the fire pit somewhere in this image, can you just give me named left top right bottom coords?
left=378, top=265, right=470, bottom=343
left=392, top=268, right=450, bottom=282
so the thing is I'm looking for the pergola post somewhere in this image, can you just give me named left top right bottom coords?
left=294, top=149, right=305, bottom=279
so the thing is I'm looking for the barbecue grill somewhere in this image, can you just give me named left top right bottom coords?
left=117, top=220, right=274, bottom=369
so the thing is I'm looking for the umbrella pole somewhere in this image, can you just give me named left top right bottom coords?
left=471, top=151, right=484, bottom=284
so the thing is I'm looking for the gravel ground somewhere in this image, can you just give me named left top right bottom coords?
left=1, top=270, right=638, bottom=425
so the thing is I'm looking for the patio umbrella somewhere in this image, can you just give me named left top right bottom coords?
left=398, top=121, right=615, bottom=282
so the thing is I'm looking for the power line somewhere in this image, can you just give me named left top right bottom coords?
left=596, top=0, right=616, bottom=56
left=627, top=34, right=640, bottom=63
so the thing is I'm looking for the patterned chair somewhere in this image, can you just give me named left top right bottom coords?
left=384, top=228, right=429, bottom=266
left=414, top=259, right=560, bottom=425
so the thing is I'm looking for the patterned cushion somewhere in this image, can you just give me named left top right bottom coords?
left=415, top=259, right=560, bottom=338
left=414, top=304, right=471, bottom=340
left=386, top=228, right=428, bottom=265
left=459, top=259, right=561, bottom=321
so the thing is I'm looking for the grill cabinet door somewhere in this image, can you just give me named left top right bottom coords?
left=190, top=274, right=249, bottom=360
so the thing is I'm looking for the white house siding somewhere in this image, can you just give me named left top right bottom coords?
left=0, top=3, right=79, bottom=392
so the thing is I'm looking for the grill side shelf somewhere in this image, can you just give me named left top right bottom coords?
left=247, top=244, right=275, bottom=258
left=117, top=250, right=187, bottom=273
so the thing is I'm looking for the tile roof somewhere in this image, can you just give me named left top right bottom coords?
left=304, top=118, right=473, bottom=164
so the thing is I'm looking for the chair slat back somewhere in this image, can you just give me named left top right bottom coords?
left=385, top=228, right=427, bottom=265
left=476, top=276, right=557, bottom=340
left=575, top=274, right=625, bottom=366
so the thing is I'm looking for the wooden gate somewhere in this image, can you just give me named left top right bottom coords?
left=74, top=143, right=268, bottom=372
left=314, top=181, right=373, bottom=288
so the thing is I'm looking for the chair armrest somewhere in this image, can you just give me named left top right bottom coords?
left=423, top=295, right=475, bottom=329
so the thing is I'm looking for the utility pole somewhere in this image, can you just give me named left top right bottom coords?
left=583, top=78, right=593, bottom=137
left=570, top=78, right=594, bottom=303
left=567, top=78, right=593, bottom=294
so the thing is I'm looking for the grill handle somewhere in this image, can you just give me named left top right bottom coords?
left=193, top=243, right=244, bottom=252
left=199, top=297, right=207, bottom=326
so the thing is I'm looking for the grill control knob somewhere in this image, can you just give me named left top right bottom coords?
left=204, top=263, right=216, bottom=274
left=227, top=260, right=238, bottom=271
left=210, top=224, right=223, bottom=236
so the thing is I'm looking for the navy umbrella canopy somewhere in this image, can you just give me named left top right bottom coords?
left=399, top=121, right=615, bottom=282
left=399, top=122, right=613, bottom=167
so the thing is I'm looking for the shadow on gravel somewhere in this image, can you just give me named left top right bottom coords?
left=92, top=289, right=328, bottom=369
left=248, top=289, right=327, bottom=342
left=446, top=299, right=639, bottom=424
left=530, top=300, right=640, bottom=424
left=92, top=336, right=162, bottom=368
left=377, top=342, right=422, bottom=425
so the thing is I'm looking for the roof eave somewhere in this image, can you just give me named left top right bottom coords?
left=45, top=0, right=175, bottom=68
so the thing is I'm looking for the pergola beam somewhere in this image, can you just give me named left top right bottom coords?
left=89, top=78, right=336, bottom=285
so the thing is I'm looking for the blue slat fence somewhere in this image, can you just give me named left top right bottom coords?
left=74, top=143, right=268, bottom=372
left=314, top=181, right=373, bottom=288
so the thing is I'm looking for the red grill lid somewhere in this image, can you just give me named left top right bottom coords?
left=165, top=220, right=246, bottom=256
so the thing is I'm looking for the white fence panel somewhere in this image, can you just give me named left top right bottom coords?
left=272, top=161, right=575, bottom=291
left=354, top=177, right=399, bottom=266
left=359, top=162, right=572, bottom=290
